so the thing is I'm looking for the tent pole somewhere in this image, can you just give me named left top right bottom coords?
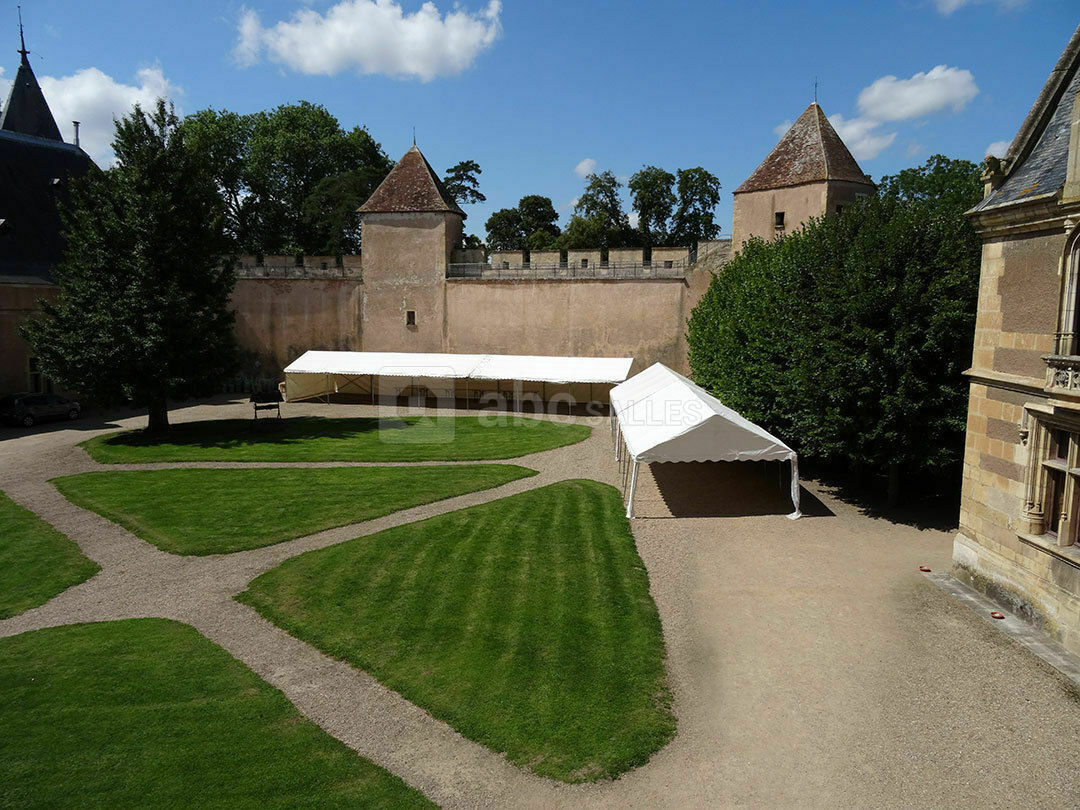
left=371, top=375, right=375, bottom=406
left=626, top=459, right=639, bottom=519
left=615, top=423, right=621, bottom=461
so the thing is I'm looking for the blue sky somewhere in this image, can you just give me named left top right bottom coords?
left=5, top=0, right=1078, bottom=239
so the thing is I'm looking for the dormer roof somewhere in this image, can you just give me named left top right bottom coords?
left=358, top=145, right=465, bottom=218
left=735, top=103, right=873, bottom=194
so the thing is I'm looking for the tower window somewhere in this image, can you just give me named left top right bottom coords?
left=581, top=258, right=589, bottom=268
left=775, top=212, right=786, bottom=229
left=664, top=260, right=674, bottom=269
left=406, top=310, right=417, bottom=326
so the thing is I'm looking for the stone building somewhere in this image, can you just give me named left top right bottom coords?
left=230, top=143, right=730, bottom=378
left=0, top=30, right=94, bottom=394
left=732, top=102, right=875, bottom=252
left=955, top=23, right=1080, bottom=655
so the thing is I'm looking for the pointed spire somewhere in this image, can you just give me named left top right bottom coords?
left=1, top=9, right=63, bottom=141
left=17, top=5, right=28, bottom=64
left=734, top=103, right=873, bottom=194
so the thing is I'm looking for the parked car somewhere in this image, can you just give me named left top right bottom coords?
left=0, top=393, right=81, bottom=428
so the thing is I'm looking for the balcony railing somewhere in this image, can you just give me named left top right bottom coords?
left=1044, top=353, right=1080, bottom=394
left=446, top=261, right=690, bottom=280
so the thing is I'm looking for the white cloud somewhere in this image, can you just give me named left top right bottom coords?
left=773, top=119, right=792, bottom=139
left=985, top=139, right=1010, bottom=158
left=628, top=211, right=640, bottom=229
left=828, top=113, right=897, bottom=161
left=574, top=158, right=596, bottom=178
left=905, top=142, right=923, bottom=159
left=233, top=0, right=502, bottom=82
left=0, top=66, right=8, bottom=99
left=38, top=66, right=181, bottom=164
left=857, top=65, right=978, bottom=122
left=935, top=0, right=1027, bottom=15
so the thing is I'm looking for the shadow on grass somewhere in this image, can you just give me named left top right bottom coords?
left=95, top=417, right=410, bottom=452
left=643, top=461, right=834, bottom=519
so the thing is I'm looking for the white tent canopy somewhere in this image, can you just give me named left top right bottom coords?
left=283, top=350, right=634, bottom=402
left=609, top=363, right=801, bottom=520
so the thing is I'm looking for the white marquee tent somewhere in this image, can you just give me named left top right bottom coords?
left=609, top=363, right=801, bottom=520
left=283, top=350, right=634, bottom=403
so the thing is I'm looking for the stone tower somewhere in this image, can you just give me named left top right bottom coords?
left=357, top=145, right=464, bottom=352
left=731, top=102, right=875, bottom=252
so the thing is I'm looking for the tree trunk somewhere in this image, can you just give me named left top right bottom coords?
left=146, top=398, right=170, bottom=434
left=887, top=462, right=901, bottom=508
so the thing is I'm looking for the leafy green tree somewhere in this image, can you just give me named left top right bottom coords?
left=629, top=165, right=676, bottom=245
left=301, top=166, right=388, bottom=255
left=672, top=167, right=721, bottom=243
left=484, top=195, right=562, bottom=251
left=484, top=207, right=524, bottom=251
left=21, top=101, right=238, bottom=433
left=556, top=214, right=611, bottom=250
left=573, top=170, right=630, bottom=244
left=517, top=195, right=561, bottom=242
left=687, top=155, right=982, bottom=504
left=442, top=160, right=485, bottom=206
left=180, top=108, right=256, bottom=249
left=463, top=233, right=486, bottom=252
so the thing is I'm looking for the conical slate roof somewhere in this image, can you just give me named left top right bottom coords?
left=735, top=103, right=871, bottom=194
left=358, top=145, right=465, bottom=218
left=1, top=52, right=62, bottom=141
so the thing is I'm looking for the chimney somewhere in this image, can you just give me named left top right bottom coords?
left=73, top=121, right=80, bottom=148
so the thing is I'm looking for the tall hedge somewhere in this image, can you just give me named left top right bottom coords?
left=687, top=156, right=983, bottom=501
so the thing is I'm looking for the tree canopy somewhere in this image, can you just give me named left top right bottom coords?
left=442, top=160, right=485, bottom=206
left=180, top=101, right=393, bottom=255
left=21, top=101, right=238, bottom=433
left=484, top=195, right=562, bottom=251
left=672, top=167, right=722, bottom=244
left=629, top=166, right=677, bottom=245
left=687, top=155, right=983, bottom=503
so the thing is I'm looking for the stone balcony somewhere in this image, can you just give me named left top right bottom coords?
left=1044, top=354, right=1080, bottom=395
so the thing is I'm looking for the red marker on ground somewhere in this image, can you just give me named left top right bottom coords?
left=990, top=611, right=1005, bottom=620
left=918, top=565, right=931, bottom=572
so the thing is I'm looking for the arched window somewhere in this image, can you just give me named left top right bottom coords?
left=1057, top=234, right=1080, bottom=355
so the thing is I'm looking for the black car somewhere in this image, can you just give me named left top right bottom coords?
left=0, top=393, right=81, bottom=427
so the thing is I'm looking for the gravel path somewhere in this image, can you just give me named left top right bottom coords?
left=2, top=397, right=1079, bottom=808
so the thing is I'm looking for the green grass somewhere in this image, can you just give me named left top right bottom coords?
left=239, top=480, right=675, bottom=783
left=0, top=619, right=433, bottom=808
left=82, top=416, right=592, bottom=463
left=53, top=465, right=536, bottom=555
left=0, top=491, right=99, bottom=619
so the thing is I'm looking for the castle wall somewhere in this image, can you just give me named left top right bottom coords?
left=230, top=278, right=363, bottom=372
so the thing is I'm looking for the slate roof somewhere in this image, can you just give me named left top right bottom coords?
left=0, top=52, right=62, bottom=141
left=972, top=23, right=1080, bottom=213
left=0, top=129, right=94, bottom=284
left=358, top=145, right=465, bottom=218
left=735, top=103, right=873, bottom=194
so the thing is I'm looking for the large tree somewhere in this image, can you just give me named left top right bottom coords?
left=182, top=102, right=392, bottom=255
left=687, top=155, right=982, bottom=504
left=21, top=101, right=238, bottom=433
left=484, top=195, right=561, bottom=251
left=442, top=160, right=485, bottom=206
left=562, top=170, right=633, bottom=249
left=629, top=165, right=676, bottom=245
left=671, top=167, right=722, bottom=243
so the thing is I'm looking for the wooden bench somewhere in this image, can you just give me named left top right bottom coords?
left=250, top=389, right=283, bottom=424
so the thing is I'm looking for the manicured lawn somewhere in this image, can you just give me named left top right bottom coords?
left=0, top=619, right=432, bottom=808
left=82, top=416, right=591, bottom=463
left=53, top=465, right=535, bottom=555
left=0, top=491, right=99, bottom=619
left=239, top=480, right=675, bottom=783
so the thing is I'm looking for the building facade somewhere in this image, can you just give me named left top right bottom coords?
left=0, top=32, right=93, bottom=394
left=955, top=24, right=1080, bottom=655
left=732, top=102, right=875, bottom=252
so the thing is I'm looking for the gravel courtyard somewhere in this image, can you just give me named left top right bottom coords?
left=2, top=397, right=1078, bottom=808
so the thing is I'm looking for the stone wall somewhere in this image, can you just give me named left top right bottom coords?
left=0, top=282, right=57, bottom=393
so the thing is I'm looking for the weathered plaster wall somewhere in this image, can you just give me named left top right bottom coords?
left=732, top=181, right=828, bottom=251
left=359, top=212, right=461, bottom=353
left=0, top=283, right=56, bottom=394
left=231, top=278, right=363, bottom=371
